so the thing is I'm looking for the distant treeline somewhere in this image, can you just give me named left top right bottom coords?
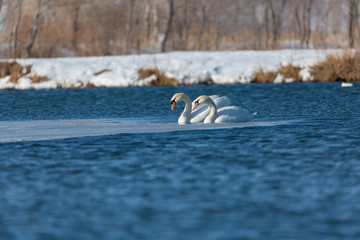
left=0, top=0, right=360, bottom=58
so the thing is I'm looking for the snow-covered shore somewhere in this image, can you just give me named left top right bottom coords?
left=0, top=49, right=337, bottom=90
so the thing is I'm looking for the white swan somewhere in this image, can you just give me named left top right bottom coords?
left=341, top=81, right=353, bottom=87
left=193, top=95, right=253, bottom=123
left=170, top=93, right=231, bottom=124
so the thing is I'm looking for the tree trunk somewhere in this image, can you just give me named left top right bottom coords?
left=264, top=5, right=270, bottom=49
left=199, top=1, right=208, bottom=50
left=71, top=1, right=81, bottom=56
left=151, top=0, right=159, bottom=43
left=124, top=0, right=135, bottom=54
left=13, top=0, right=23, bottom=58
left=305, top=0, right=313, bottom=48
left=267, top=0, right=287, bottom=49
left=161, top=0, right=174, bottom=52
left=144, top=0, right=151, bottom=49
left=349, top=0, right=359, bottom=48
left=178, top=0, right=189, bottom=50
left=252, top=3, right=260, bottom=50
left=300, top=0, right=313, bottom=48
left=26, top=0, right=42, bottom=57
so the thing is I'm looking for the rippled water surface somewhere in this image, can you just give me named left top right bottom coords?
left=0, top=83, right=360, bottom=240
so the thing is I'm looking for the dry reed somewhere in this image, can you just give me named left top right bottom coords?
left=138, top=67, right=178, bottom=86
left=0, top=61, right=32, bottom=84
left=311, top=50, right=360, bottom=82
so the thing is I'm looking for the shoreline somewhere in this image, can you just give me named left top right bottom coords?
left=0, top=49, right=357, bottom=91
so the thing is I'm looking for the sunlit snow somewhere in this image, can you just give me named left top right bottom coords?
left=0, top=49, right=337, bottom=90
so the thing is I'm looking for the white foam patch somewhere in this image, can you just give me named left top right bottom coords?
left=0, top=119, right=290, bottom=143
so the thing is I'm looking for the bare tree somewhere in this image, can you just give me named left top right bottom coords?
left=70, top=0, right=82, bottom=56
left=263, top=1, right=271, bottom=49
left=174, top=0, right=190, bottom=50
left=144, top=0, right=151, bottom=46
left=304, top=0, right=314, bottom=48
left=26, top=0, right=42, bottom=57
left=266, top=0, right=288, bottom=49
left=161, top=0, right=174, bottom=52
left=12, top=0, right=23, bottom=57
left=292, top=0, right=313, bottom=48
left=0, top=0, right=357, bottom=57
left=348, top=0, right=359, bottom=48
left=251, top=0, right=261, bottom=50
left=151, top=0, right=159, bottom=43
left=123, top=0, right=135, bottom=54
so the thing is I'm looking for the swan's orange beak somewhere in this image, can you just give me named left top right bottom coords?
left=193, top=101, right=199, bottom=110
left=171, top=100, right=176, bottom=110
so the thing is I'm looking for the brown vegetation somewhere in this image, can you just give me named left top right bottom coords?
left=94, top=69, right=111, bottom=76
left=0, top=61, right=48, bottom=84
left=1, top=0, right=360, bottom=58
left=253, top=64, right=306, bottom=83
left=252, top=69, right=278, bottom=83
left=138, top=67, right=178, bottom=86
left=29, top=74, right=48, bottom=83
left=278, top=65, right=302, bottom=82
left=85, top=82, right=97, bottom=88
left=2, top=50, right=360, bottom=90
left=253, top=51, right=360, bottom=84
left=0, top=61, right=31, bottom=84
left=310, top=51, right=360, bottom=82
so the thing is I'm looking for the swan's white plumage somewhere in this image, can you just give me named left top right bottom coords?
left=170, top=93, right=192, bottom=124
left=190, top=95, right=231, bottom=123
left=341, top=82, right=353, bottom=87
left=215, top=106, right=252, bottom=123
left=193, top=95, right=253, bottom=123
left=170, top=93, right=231, bottom=124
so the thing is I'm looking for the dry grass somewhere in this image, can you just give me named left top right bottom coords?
left=311, top=50, right=360, bottom=82
left=29, top=74, right=48, bottom=83
left=94, top=69, right=111, bottom=76
left=0, top=61, right=32, bottom=84
left=252, top=64, right=302, bottom=83
left=278, top=64, right=302, bottom=82
left=252, top=68, right=277, bottom=83
left=138, top=67, right=179, bottom=86
left=0, top=61, right=49, bottom=84
left=85, top=82, right=97, bottom=88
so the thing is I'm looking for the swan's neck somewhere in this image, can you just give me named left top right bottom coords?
left=204, top=99, right=217, bottom=123
left=178, top=98, right=192, bottom=124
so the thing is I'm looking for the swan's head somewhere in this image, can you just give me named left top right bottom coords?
left=170, top=93, right=190, bottom=111
left=193, top=95, right=212, bottom=110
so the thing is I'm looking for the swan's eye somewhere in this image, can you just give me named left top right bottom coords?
left=171, top=99, right=176, bottom=104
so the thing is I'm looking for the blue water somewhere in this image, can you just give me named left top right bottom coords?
left=0, top=83, right=359, bottom=240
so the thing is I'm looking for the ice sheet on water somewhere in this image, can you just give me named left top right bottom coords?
left=0, top=119, right=290, bottom=143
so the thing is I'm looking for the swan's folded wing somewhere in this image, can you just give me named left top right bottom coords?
left=213, top=96, right=231, bottom=109
left=216, top=106, right=252, bottom=123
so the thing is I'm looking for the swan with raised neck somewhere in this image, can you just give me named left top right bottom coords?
left=193, top=95, right=253, bottom=123
left=170, top=93, right=192, bottom=124
left=193, top=95, right=217, bottom=123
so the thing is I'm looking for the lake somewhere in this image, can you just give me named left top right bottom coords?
left=0, top=83, right=359, bottom=240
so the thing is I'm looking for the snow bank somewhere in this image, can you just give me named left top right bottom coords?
left=0, top=49, right=337, bottom=90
